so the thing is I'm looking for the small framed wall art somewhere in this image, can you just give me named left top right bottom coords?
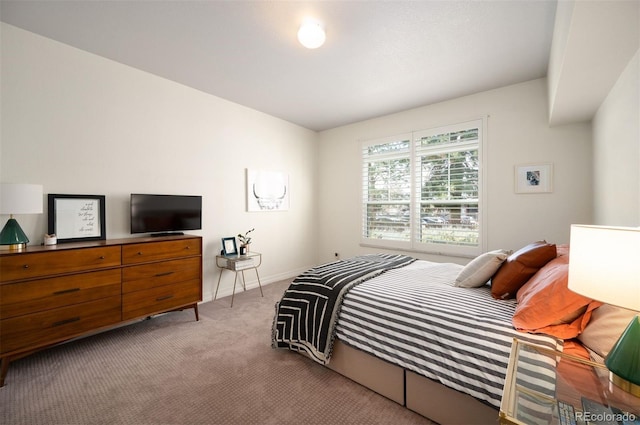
left=515, top=163, right=553, bottom=194
left=246, top=169, right=289, bottom=212
left=47, top=194, right=106, bottom=243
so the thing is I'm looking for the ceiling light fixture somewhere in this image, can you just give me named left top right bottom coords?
left=297, top=19, right=325, bottom=49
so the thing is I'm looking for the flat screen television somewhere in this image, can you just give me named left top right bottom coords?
left=130, top=193, right=202, bottom=236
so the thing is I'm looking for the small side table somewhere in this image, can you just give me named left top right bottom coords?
left=214, top=252, right=263, bottom=307
left=500, top=338, right=639, bottom=425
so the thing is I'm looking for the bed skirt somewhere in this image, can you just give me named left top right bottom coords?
left=326, top=339, right=499, bottom=425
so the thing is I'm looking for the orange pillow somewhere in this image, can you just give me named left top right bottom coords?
left=490, top=241, right=557, bottom=299
left=512, top=253, right=602, bottom=339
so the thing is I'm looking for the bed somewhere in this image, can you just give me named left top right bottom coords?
left=272, top=244, right=609, bottom=424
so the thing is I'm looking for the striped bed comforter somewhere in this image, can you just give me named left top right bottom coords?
left=334, top=260, right=562, bottom=410
left=272, top=254, right=417, bottom=364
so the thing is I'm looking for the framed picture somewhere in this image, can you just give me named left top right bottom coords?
left=246, top=169, right=289, bottom=212
left=515, top=163, right=553, bottom=194
left=221, top=237, right=238, bottom=256
left=48, top=194, right=106, bottom=243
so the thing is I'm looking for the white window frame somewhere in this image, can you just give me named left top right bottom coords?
left=361, top=118, right=486, bottom=257
left=360, top=133, right=413, bottom=251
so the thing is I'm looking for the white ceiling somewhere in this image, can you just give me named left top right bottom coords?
left=0, top=0, right=558, bottom=132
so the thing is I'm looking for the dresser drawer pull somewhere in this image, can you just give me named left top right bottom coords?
left=156, top=295, right=173, bottom=301
left=23, top=264, right=29, bottom=269
left=185, top=246, right=191, bottom=250
left=137, top=252, right=143, bottom=256
left=52, top=317, right=81, bottom=327
left=53, top=288, right=81, bottom=296
left=100, top=256, right=105, bottom=260
left=155, top=271, right=174, bottom=277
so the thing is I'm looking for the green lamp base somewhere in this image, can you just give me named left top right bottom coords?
left=610, top=371, right=640, bottom=397
left=605, top=315, right=640, bottom=397
left=0, top=242, right=28, bottom=251
left=0, top=217, right=30, bottom=251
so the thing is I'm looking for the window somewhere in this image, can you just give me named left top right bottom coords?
left=362, top=120, right=483, bottom=256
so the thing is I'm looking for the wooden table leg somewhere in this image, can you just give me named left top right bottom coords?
left=0, top=356, right=10, bottom=387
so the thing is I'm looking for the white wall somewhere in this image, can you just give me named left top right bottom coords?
left=5, top=17, right=631, bottom=288
left=0, top=23, right=319, bottom=301
left=547, top=0, right=574, bottom=122
left=592, top=50, right=640, bottom=226
left=547, top=0, right=639, bottom=125
left=316, top=78, right=592, bottom=265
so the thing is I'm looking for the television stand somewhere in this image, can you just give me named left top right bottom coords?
left=0, top=234, right=202, bottom=386
left=150, top=232, right=184, bottom=237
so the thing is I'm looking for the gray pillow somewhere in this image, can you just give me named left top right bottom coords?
left=578, top=304, right=638, bottom=358
left=454, top=249, right=510, bottom=288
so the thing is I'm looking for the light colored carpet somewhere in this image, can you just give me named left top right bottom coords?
left=0, top=279, right=435, bottom=425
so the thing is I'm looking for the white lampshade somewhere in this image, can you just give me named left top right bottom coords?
left=568, top=224, right=640, bottom=311
left=569, top=224, right=640, bottom=397
left=0, top=183, right=43, bottom=215
left=297, top=19, right=326, bottom=49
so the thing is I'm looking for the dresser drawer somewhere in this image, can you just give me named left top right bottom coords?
left=0, top=269, right=121, bottom=320
left=122, top=279, right=201, bottom=320
left=122, top=238, right=201, bottom=265
left=0, top=295, right=121, bottom=355
left=0, top=246, right=121, bottom=282
left=122, top=257, right=200, bottom=293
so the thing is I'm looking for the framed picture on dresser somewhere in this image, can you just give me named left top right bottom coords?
left=47, top=194, right=106, bottom=243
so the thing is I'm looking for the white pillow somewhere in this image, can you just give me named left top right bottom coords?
left=577, top=304, right=638, bottom=358
left=454, top=249, right=510, bottom=288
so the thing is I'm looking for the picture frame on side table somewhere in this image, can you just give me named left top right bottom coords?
left=222, top=237, right=238, bottom=256
left=47, top=194, right=106, bottom=243
left=515, top=163, right=553, bottom=194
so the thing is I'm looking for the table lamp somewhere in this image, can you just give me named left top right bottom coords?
left=568, top=224, right=640, bottom=397
left=0, top=183, right=43, bottom=250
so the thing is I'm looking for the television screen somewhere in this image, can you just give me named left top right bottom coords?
left=130, top=194, right=202, bottom=235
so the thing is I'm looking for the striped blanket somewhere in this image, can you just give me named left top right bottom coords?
left=335, top=260, right=561, bottom=409
left=271, top=254, right=416, bottom=364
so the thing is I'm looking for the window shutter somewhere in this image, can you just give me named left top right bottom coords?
left=361, top=136, right=412, bottom=246
left=413, top=121, right=481, bottom=256
left=361, top=120, right=483, bottom=256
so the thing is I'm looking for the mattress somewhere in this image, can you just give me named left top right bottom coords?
left=334, top=260, right=561, bottom=409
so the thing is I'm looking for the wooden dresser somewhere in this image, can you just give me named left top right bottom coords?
left=0, top=235, right=202, bottom=386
